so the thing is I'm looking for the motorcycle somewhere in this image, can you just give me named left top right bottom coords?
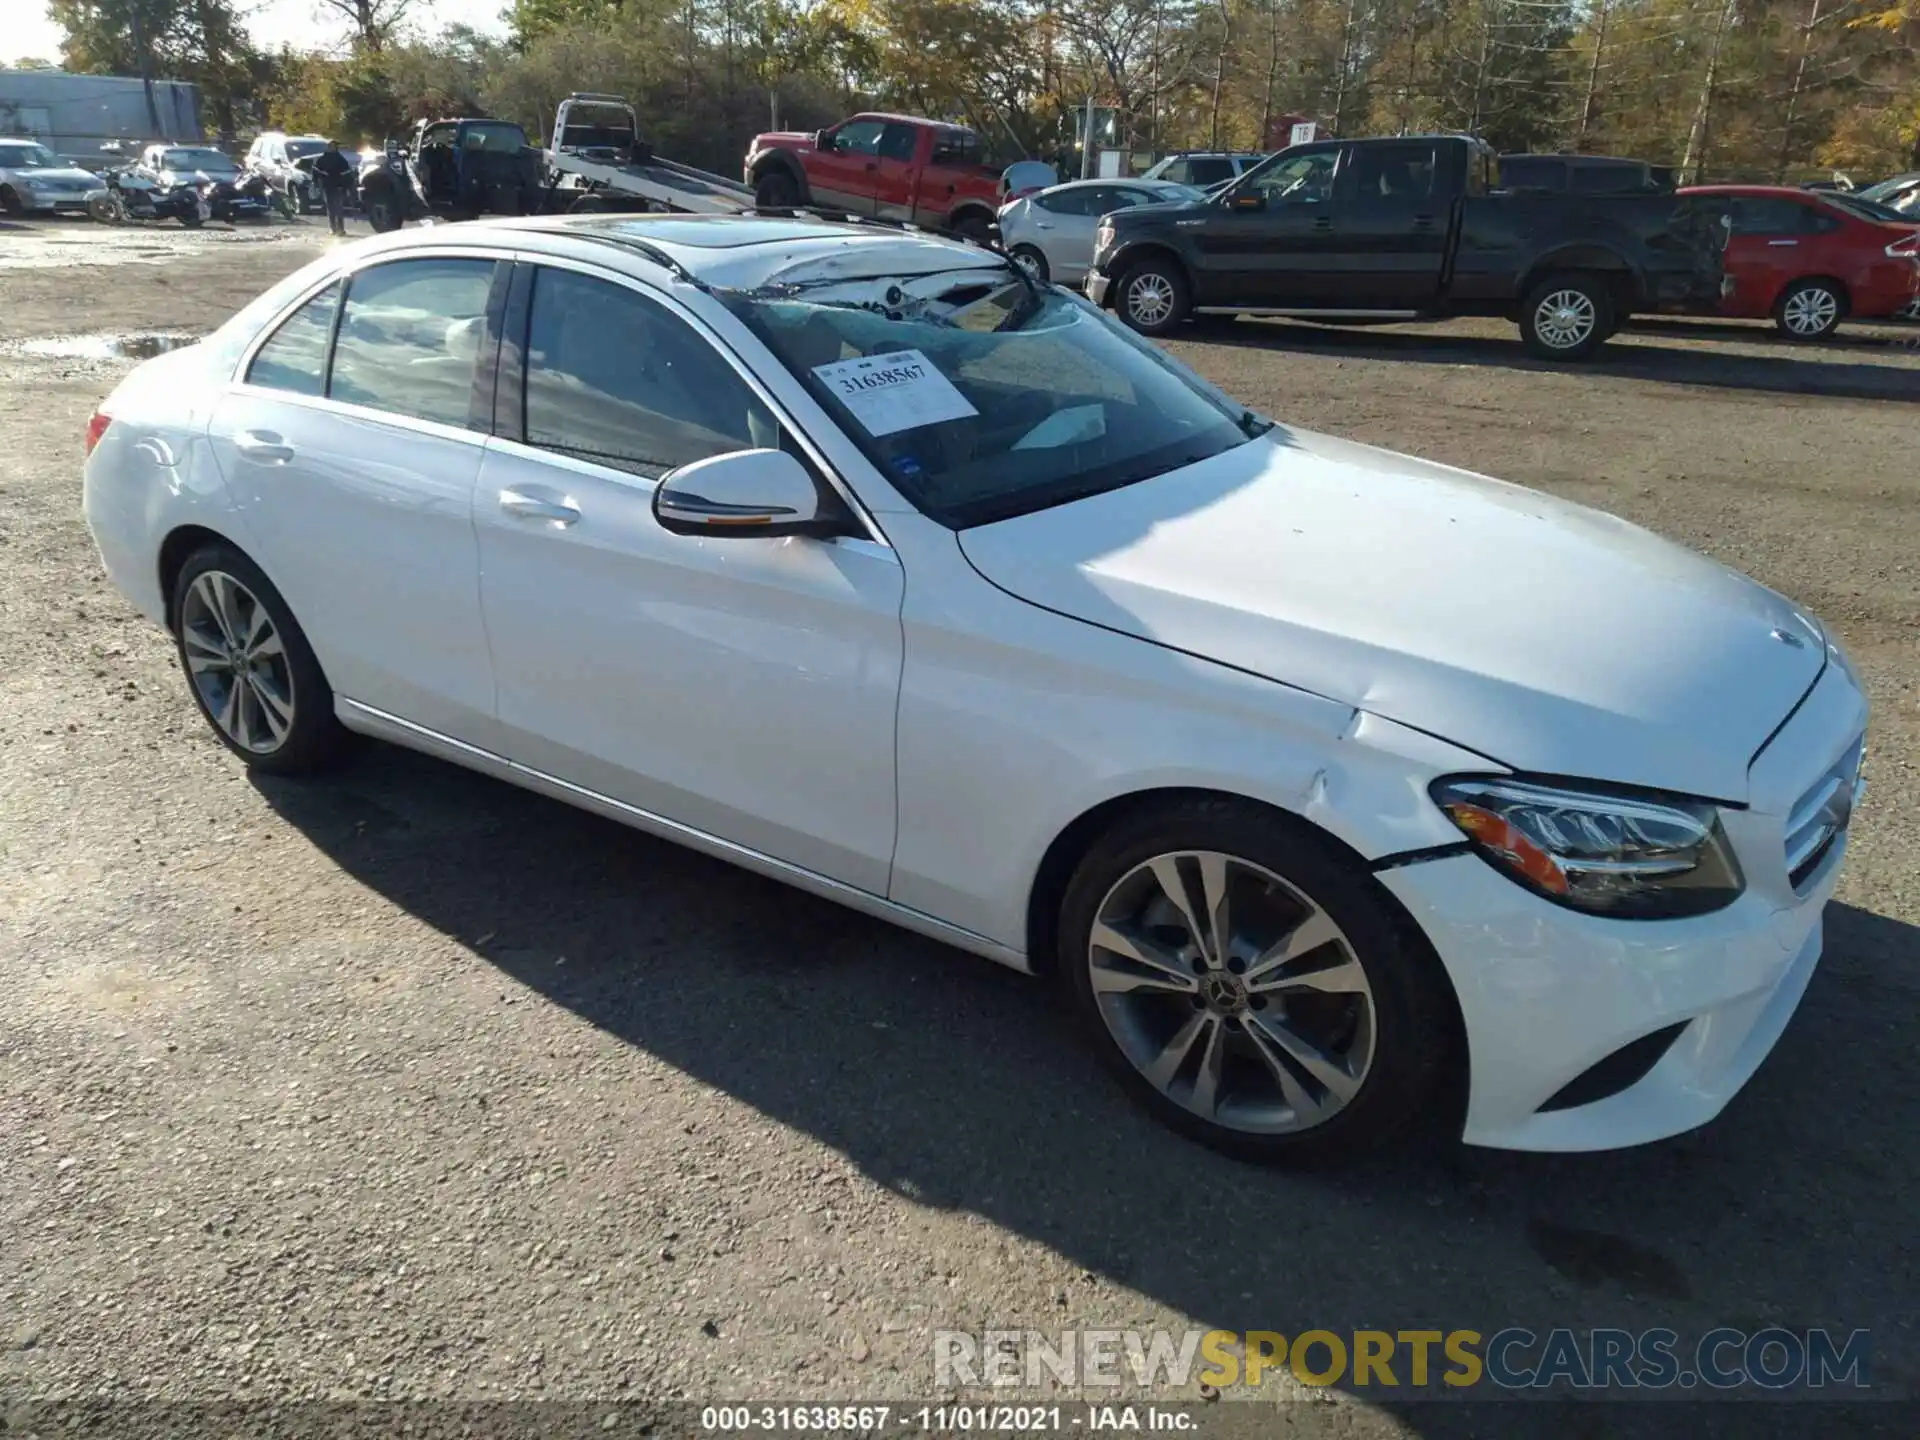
left=83, top=165, right=199, bottom=224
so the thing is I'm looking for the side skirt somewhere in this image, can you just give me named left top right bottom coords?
left=336, top=697, right=1034, bottom=974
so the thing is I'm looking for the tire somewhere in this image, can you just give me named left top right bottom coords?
left=1009, top=243, right=1050, bottom=284
left=179, top=207, right=204, bottom=229
left=0, top=185, right=23, bottom=217
left=1114, top=256, right=1191, bottom=336
left=753, top=170, right=799, bottom=209
left=1518, top=272, right=1613, bottom=360
left=365, top=194, right=402, bottom=233
left=950, top=211, right=992, bottom=244
left=1057, top=798, right=1457, bottom=1164
left=170, top=543, right=348, bottom=776
left=1774, top=278, right=1844, bottom=340
left=87, top=193, right=125, bottom=224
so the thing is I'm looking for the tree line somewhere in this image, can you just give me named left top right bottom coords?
left=35, top=0, right=1920, bottom=180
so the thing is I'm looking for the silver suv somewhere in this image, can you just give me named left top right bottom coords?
left=243, top=132, right=333, bottom=212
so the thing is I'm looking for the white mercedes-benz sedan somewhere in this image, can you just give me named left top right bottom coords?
left=83, top=215, right=1867, bottom=1162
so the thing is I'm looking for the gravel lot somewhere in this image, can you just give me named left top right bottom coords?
left=1, top=217, right=1915, bottom=1436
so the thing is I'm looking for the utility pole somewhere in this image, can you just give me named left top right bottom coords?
left=1776, top=0, right=1825, bottom=180
left=1082, top=90, right=1095, bottom=179
left=1576, top=0, right=1611, bottom=150
left=129, top=0, right=165, bottom=140
left=1681, top=0, right=1736, bottom=183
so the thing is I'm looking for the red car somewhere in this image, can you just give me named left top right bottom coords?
left=1680, top=183, right=1920, bottom=338
left=744, top=113, right=1005, bottom=240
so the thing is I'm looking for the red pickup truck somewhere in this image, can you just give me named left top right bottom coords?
left=744, top=113, right=1005, bottom=240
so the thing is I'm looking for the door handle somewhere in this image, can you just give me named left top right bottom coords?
left=1312, top=216, right=1332, bottom=231
left=1035, top=221, right=1054, bottom=229
left=1767, top=239, right=1798, bottom=247
left=233, top=430, right=293, bottom=463
left=1412, top=214, right=1435, bottom=230
left=499, top=489, right=580, bottom=525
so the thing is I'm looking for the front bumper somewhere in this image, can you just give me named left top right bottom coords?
left=22, top=189, right=104, bottom=212
left=1381, top=660, right=1868, bottom=1152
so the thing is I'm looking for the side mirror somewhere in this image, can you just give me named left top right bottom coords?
left=653, top=449, right=845, bottom=540
left=813, top=129, right=834, bottom=152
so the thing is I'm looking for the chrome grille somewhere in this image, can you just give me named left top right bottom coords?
left=1785, top=734, right=1864, bottom=888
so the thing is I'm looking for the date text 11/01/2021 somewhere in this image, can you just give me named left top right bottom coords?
left=700, top=1405, right=1197, bottom=1433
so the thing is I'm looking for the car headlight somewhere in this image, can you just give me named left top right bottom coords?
left=1430, top=776, right=1744, bottom=918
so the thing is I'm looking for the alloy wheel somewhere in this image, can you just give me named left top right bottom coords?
left=1534, top=289, right=1597, bottom=350
left=1126, top=271, right=1176, bottom=327
left=1087, top=850, right=1376, bottom=1134
left=1782, top=285, right=1840, bottom=336
left=179, top=570, right=296, bottom=754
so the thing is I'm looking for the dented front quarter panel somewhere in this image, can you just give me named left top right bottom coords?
left=885, top=514, right=1489, bottom=958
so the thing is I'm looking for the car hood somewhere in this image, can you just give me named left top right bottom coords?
left=957, top=428, right=1824, bottom=802
left=751, top=131, right=817, bottom=153
left=11, top=165, right=102, bottom=186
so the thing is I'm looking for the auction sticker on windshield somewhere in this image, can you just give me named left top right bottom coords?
left=811, top=350, right=978, bottom=436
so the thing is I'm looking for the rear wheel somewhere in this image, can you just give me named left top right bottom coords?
left=1775, top=278, right=1844, bottom=340
left=1115, top=257, right=1191, bottom=336
left=1518, top=272, right=1613, bottom=360
left=753, top=170, right=799, bottom=209
left=171, top=543, right=347, bottom=775
left=1057, top=799, right=1456, bottom=1164
left=365, top=194, right=402, bottom=232
left=1009, top=243, right=1050, bottom=284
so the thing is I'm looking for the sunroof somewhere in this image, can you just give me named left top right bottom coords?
left=580, top=216, right=850, bottom=249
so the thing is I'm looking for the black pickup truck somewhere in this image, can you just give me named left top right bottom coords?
left=1086, top=134, right=1729, bottom=359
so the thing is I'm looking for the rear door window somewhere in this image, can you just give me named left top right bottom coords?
left=328, top=257, right=499, bottom=427
left=1349, top=143, right=1437, bottom=200
left=1730, top=198, right=1817, bottom=236
left=1035, top=187, right=1097, bottom=216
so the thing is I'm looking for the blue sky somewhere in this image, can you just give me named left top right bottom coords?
left=15, top=0, right=509, bottom=66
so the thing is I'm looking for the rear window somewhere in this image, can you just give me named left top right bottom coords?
left=1186, top=157, right=1237, bottom=187
left=1499, top=157, right=1565, bottom=191
left=1571, top=163, right=1649, bottom=194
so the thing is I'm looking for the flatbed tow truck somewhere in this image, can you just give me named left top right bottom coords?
left=359, top=93, right=755, bottom=230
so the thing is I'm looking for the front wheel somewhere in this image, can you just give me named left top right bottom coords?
left=1775, top=278, right=1844, bottom=340
left=1518, top=273, right=1613, bottom=360
left=171, top=544, right=348, bottom=775
left=1058, top=799, right=1457, bottom=1164
left=87, top=192, right=126, bottom=224
left=1115, top=257, right=1191, bottom=336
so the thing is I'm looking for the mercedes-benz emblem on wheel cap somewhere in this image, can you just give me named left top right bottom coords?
left=1770, top=626, right=1806, bottom=649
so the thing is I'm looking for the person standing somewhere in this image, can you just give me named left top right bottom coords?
left=311, top=140, right=355, bottom=237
